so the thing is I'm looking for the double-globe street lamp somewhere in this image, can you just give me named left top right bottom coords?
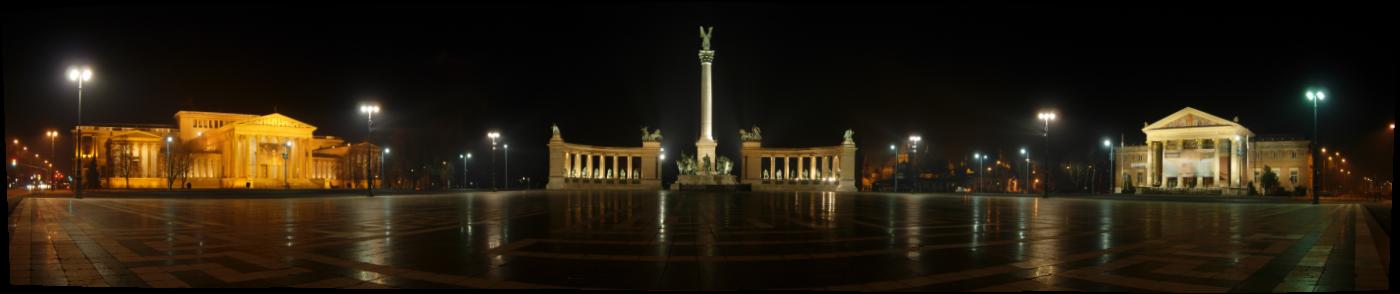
left=360, top=104, right=380, bottom=197
left=1037, top=111, right=1057, bottom=198
left=909, top=135, right=921, bottom=192
left=46, top=130, right=58, bottom=187
left=1306, top=90, right=1325, bottom=204
left=67, top=66, right=93, bottom=198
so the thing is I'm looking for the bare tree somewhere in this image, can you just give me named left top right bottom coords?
left=106, top=140, right=137, bottom=189
left=165, top=142, right=193, bottom=188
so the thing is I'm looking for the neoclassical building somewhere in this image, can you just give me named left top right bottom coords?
left=1114, top=107, right=1312, bottom=195
left=74, top=111, right=381, bottom=189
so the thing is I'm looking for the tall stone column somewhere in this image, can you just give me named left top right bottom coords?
left=696, top=48, right=717, bottom=164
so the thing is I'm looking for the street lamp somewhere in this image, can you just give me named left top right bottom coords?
left=889, top=144, right=898, bottom=192
left=658, top=147, right=665, bottom=185
left=360, top=104, right=380, bottom=196
left=488, top=131, right=500, bottom=191
left=1020, top=148, right=1030, bottom=195
left=282, top=140, right=292, bottom=190
left=46, top=130, right=58, bottom=187
left=1103, top=139, right=1113, bottom=195
left=909, top=135, right=922, bottom=192
left=1037, top=111, right=1056, bottom=197
left=68, top=66, right=92, bottom=198
left=504, top=144, right=510, bottom=190
left=381, top=147, right=390, bottom=189
left=459, top=152, right=471, bottom=189
left=1305, top=90, right=1325, bottom=204
left=167, top=136, right=175, bottom=190
left=973, top=152, right=986, bottom=193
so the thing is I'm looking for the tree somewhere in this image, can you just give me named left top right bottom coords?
left=106, top=140, right=138, bottom=189
left=1259, top=165, right=1281, bottom=196
left=165, top=142, right=193, bottom=188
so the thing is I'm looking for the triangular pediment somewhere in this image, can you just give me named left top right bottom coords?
left=112, top=130, right=165, bottom=139
left=1144, top=107, right=1242, bottom=131
left=232, top=113, right=318, bottom=130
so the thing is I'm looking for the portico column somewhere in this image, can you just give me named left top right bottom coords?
left=626, top=155, right=633, bottom=179
left=767, top=156, right=774, bottom=179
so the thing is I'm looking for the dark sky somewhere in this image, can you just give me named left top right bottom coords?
left=5, top=3, right=1395, bottom=184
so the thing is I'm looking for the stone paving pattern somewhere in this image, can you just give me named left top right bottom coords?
left=8, top=191, right=1390, bottom=291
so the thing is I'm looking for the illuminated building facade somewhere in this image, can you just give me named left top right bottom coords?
left=1114, top=107, right=1312, bottom=195
left=74, top=111, right=380, bottom=189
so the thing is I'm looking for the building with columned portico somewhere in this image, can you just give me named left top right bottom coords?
left=1113, top=107, right=1312, bottom=195
left=74, top=111, right=380, bottom=189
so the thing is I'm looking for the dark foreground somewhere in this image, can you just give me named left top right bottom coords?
left=8, top=191, right=1390, bottom=291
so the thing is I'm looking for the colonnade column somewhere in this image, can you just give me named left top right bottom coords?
left=768, top=156, right=775, bottom=179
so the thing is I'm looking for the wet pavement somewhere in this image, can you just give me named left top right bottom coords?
left=8, top=191, right=1390, bottom=291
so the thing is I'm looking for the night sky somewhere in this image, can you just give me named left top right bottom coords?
left=5, top=4, right=1395, bottom=185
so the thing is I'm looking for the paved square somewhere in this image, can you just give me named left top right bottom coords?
left=7, top=192, right=1389, bottom=291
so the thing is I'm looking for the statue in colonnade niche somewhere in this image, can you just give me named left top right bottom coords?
left=762, top=170, right=770, bottom=179
left=633, top=170, right=640, bottom=179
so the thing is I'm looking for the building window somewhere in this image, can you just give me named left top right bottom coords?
left=1290, top=152, right=1296, bottom=159
left=1202, top=139, right=1214, bottom=149
left=1182, top=140, right=1198, bottom=150
left=1289, top=169, right=1299, bottom=184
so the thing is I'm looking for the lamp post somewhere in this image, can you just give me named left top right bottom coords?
left=1020, top=148, right=1030, bottom=194
left=974, top=153, right=986, bottom=193
left=282, top=140, right=292, bottom=190
left=380, top=147, right=389, bottom=189
left=504, top=144, right=510, bottom=190
left=1103, top=139, right=1113, bottom=195
left=459, top=152, right=471, bottom=189
left=360, top=104, right=379, bottom=197
left=1306, top=90, right=1324, bottom=204
left=488, top=132, right=500, bottom=191
left=68, top=66, right=92, bottom=198
left=909, top=135, right=921, bottom=192
left=1038, top=111, right=1056, bottom=198
left=658, top=147, right=665, bottom=186
left=166, top=136, right=175, bottom=190
left=46, top=130, right=58, bottom=188
left=889, top=144, right=898, bottom=192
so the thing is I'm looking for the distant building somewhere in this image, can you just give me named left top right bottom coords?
left=1114, top=107, right=1312, bottom=195
left=74, top=111, right=380, bottom=189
